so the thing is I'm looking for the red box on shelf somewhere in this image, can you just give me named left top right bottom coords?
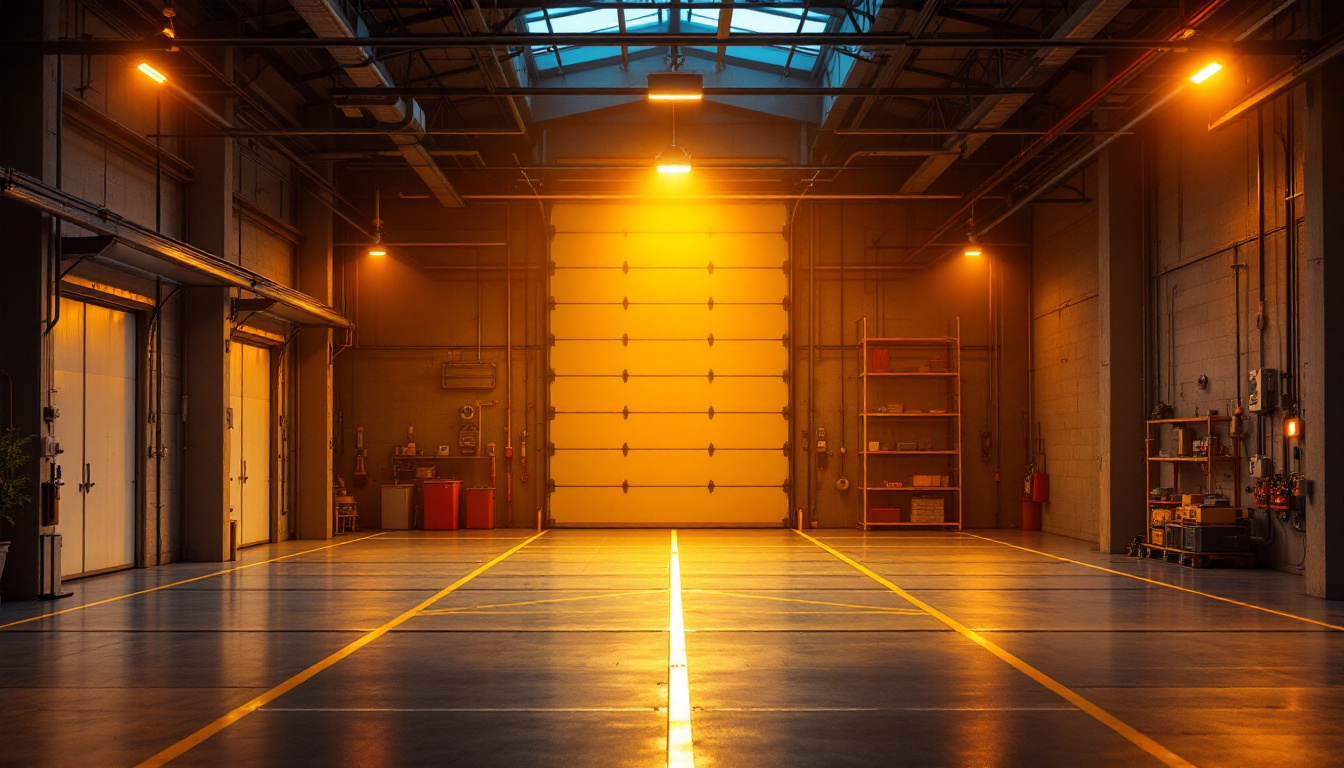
left=868, top=507, right=902, bottom=523
left=871, top=348, right=891, bottom=372
left=465, top=487, right=496, bottom=529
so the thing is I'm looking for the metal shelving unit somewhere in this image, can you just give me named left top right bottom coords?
left=858, top=317, right=962, bottom=530
left=1143, top=415, right=1243, bottom=551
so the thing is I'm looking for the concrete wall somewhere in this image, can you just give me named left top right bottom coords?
left=333, top=201, right=547, bottom=529
left=1028, top=86, right=1308, bottom=569
left=1031, top=171, right=1101, bottom=541
left=790, top=202, right=1032, bottom=529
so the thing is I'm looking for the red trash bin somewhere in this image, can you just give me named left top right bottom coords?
left=464, top=488, right=496, bottom=529
left=423, top=480, right=462, bottom=530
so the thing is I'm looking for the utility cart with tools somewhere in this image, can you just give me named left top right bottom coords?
left=1139, top=415, right=1250, bottom=568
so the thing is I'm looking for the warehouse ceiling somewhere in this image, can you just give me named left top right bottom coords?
left=69, top=0, right=1315, bottom=252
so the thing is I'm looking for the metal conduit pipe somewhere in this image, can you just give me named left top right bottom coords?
left=912, top=0, right=1236, bottom=256
left=1, top=168, right=351, bottom=328
left=42, top=34, right=1296, bottom=53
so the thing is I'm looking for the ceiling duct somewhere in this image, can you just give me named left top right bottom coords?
left=288, top=0, right=465, bottom=207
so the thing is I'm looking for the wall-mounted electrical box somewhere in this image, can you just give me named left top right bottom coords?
left=1247, top=368, right=1278, bottom=413
left=1249, top=454, right=1272, bottom=479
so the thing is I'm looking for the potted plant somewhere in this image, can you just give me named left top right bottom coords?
left=0, top=428, right=34, bottom=603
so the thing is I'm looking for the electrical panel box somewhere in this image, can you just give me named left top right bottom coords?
left=1249, top=454, right=1272, bottom=479
left=1247, top=368, right=1278, bottom=413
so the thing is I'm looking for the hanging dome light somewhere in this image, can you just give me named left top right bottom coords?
left=368, top=189, right=388, bottom=257
left=656, top=144, right=692, bottom=174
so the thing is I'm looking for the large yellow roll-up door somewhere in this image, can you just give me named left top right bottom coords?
left=549, top=203, right=789, bottom=526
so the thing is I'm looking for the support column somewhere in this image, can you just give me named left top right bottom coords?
left=1097, top=133, right=1148, bottom=554
left=1301, top=55, right=1344, bottom=598
left=295, top=184, right=334, bottom=540
left=180, top=100, right=234, bottom=561
left=0, top=1, right=56, bottom=602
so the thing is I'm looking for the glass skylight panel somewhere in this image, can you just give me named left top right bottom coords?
left=522, top=4, right=834, bottom=74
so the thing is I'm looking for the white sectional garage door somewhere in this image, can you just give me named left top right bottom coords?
left=549, top=203, right=789, bottom=525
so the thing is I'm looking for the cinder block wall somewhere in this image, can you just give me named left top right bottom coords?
left=1029, top=88, right=1307, bottom=569
left=1031, top=170, right=1101, bottom=542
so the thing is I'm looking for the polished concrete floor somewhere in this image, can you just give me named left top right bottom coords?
left=2, top=529, right=1343, bottom=768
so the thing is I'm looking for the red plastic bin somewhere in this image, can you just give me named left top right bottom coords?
left=464, top=487, right=496, bottom=529
left=423, top=480, right=461, bottom=530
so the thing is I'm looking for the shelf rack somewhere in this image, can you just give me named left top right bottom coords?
left=858, top=317, right=962, bottom=530
left=1144, top=414, right=1243, bottom=545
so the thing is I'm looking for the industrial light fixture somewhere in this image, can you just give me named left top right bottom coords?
left=1189, top=61, right=1224, bottom=84
left=654, top=102, right=693, bottom=174
left=647, top=72, right=703, bottom=102
left=1284, top=415, right=1303, bottom=440
left=368, top=190, right=387, bottom=257
left=137, top=62, right=168, bottom=84
left=161, top=2, right=177, bottom=39
left=656, top=144, right=692, bottom=174
left=963, top=229, right=982, bottom=258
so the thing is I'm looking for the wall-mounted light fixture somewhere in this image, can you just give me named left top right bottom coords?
left=1284, top=415, right=1303, bottom=440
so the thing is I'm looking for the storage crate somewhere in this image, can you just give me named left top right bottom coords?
left=1149, top=527, right=1165, bottom=546
left=910, top=496, right=944, bottom=522
left=868, top=507, right=901, bottom=523
left=1181, top=524, right=1250, bottom=553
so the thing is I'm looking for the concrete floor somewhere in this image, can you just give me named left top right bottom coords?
left=2, top=529, right=1343, bottom=768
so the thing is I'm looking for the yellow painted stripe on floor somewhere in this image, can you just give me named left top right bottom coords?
left=962, top=533, right=1344, bottom=633
left=0, top=533, right=387, bottom=632
left=132, top=530, right=548, bottom=768
left=668, top=530, right=695, bottom=768
left=797, top=530, right=1197, bottom=768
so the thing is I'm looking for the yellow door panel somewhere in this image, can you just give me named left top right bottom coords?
left=552, top=235, right=786, bottom=269
left=551, top=202, right=786, bottom=237
left=550, top=268, right=786, bottom=304
left=551, top=377, right=788, bottom=412
left=551, top=450, right=787, bottom=486
left=551, top=341, right=787, bottom=377
left=552, top=304, right=787, bottom=339
left=550, top=203, right=789, bottom=525
left=551, top=487, right=787, bottom=525
left=552, top=413, right=787, bottom=449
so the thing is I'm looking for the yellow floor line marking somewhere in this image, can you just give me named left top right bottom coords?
left=961, top=533, right=1344, bottom=633
left=0, top=533, right=388, bottom=632
left=796, top=530, right=1197, bottom=768
left=132, top=530, right=548, bottom=768
left=668, top=530, right=694, bottom=768
left=687, top=589, right=925, bottom=615
left=421, top=589, right=666, bottom=614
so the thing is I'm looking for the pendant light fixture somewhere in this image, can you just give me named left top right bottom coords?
left=368, top=190, right=387, bottom=257
left=655, top=104, right=692, bottom=174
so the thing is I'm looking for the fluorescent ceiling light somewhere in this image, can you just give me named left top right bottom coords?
left=137, top=62, right=168, bottom=84
left=648, top=72, right=704, bottom=103
left=1189, top=62, right=1223, bottom=84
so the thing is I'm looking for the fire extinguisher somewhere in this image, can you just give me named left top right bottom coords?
left=1029, top=470, right=1049, bottom=503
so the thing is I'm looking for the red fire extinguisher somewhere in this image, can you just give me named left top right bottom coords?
left=1029, top=472, right=1049, bottom=503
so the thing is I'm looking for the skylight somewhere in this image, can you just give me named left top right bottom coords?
left=521, top=3, right=839, bottom=75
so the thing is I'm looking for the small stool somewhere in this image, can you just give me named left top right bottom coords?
left=335, top=499, right=360, bottom=533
